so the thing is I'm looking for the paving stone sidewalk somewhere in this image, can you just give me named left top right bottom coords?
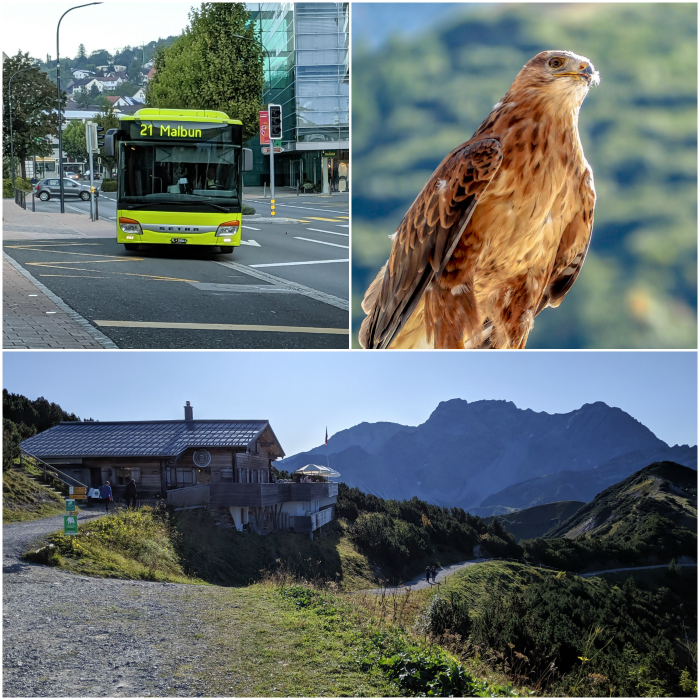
left=3, top=201, right=117, bottom=349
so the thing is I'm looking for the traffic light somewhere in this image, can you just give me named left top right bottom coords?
left=268, top=104, right=282, bottom=140
left=95, top=126, right=105, bottom=149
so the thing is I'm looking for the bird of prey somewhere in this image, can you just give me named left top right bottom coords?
left=359, top=50, right=599, bottom=349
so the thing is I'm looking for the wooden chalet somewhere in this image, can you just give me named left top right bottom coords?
left=20, top=402, right=337, bottom=536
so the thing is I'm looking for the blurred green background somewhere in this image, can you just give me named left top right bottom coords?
left=352, top=3, right=697, bottom=348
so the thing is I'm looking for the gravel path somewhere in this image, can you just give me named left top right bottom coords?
left=3, top=512, right=236, bottom=697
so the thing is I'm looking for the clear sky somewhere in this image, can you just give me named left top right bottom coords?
left=2, top=1, right=195, bottom=62
left=2, top=351, right=696, bottom=455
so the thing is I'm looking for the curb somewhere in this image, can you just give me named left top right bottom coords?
left=2, top=251, right=119, bottom=349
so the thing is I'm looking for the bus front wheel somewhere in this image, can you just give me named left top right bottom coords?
left=124, top=244, right=140, bottom=252
left=219, top=246, right=234, bottom=254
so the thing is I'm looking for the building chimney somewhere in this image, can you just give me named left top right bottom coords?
left=184, top=401, right=193, bottom=421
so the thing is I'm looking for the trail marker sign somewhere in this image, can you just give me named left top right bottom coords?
left=66, top=499, right=76, bottom=511
left=64, top=515, right=78, bottom=536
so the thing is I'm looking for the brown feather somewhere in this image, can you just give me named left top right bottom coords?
left=360, top=50, right=598, bottom=349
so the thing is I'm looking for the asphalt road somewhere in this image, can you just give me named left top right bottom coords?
left=6, top=193, right=350, bottom=349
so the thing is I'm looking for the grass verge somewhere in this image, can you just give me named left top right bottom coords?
left=3, top=467, right=65, bottom=523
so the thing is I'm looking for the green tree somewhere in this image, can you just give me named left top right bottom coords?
left=75, top=87, right=92, bottom=109
left=147, top=2, right=264, bottom=140
left=128, top=57, right=142, bottom=84
left=96, top=104, right=120, bottom=176
left=76, top=44, right=87, bottom=62
left=3, top=52, right=63, bottom=180
left=62, top=119, right=88, bottom=163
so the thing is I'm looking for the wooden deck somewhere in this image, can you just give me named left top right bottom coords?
left=293, top=506, right=334, bottom=534
left=209, top=482, right=338, bottom=508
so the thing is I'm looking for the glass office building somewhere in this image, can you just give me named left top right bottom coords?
left=246, top=2, right=349, bottom=193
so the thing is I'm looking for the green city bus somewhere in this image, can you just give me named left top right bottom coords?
left=104, top=108, right=253, bottom=254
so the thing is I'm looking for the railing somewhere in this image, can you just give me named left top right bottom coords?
left=289, top=482, right=338, bottom=500
left=20, top=450, right=88, bottom=491
left=14, top=188, right=34, bottom=211
left=166, top=484, right=210, bottom=509
left=293, top=506, right=334, bottom=534
left=210, top=483, right=291, bottom=508
left=210, top=481, right=339, bottom=508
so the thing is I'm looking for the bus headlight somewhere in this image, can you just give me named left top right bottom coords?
left=119, top=217, right=142, bottom=234
left=216, top=221, right=240, bottom=237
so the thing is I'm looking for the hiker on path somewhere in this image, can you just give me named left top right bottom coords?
left=425, top=565, right=431, bottom=583
left=124, top=479, right=137, bottom=509
left=431, top=566, right=437, bottom=583
left=99, top=481, right=113, bottom=513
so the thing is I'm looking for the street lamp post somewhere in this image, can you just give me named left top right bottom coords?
left=56, top=2, right=102, bottom=213
left=8, top=67, right=34, bottom=188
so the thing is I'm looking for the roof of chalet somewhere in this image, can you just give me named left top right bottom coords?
left=20, top=420, right=285, bottom=460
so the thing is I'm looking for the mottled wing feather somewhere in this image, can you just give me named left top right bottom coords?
left=359, top=138, right=503, bottom=349
left=536, top=169, right=596, bottom=315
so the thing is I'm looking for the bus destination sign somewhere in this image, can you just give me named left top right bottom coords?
left=128, top=121, right=231, bottom=142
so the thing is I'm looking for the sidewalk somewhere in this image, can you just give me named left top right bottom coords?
left=3, top=200, right=117, bottom=349
left=243, top=185, right=349, bottom=200
left=2, top=202, right=114, bottom=241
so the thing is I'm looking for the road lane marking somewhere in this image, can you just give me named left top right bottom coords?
left=25, top=262, right=197, bottom=282
left=244, top=226, right=261, bottom=230
left=94, top=320, right=348, bottom=334
left=249, top=259, right=348, bottom=268
left=306, top=228, right=349, bottom=237
left=245, top=202, right=348, bottom=215
left=294, top=237, right=349, bottom=249
left=215, top=260, right=348, bottom=310
left=337, top=224, right=349, bottom=227
left=190, top=283, right=294, bottom=293
left=239, top=239, right=261, bottom=247
left=307, top=217, right=344, bottom=222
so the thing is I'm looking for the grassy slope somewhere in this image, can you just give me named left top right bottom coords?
left=3, top=466, right=65, bottom=523
left=548, top=462, right=697, bottom=539
left=22, top=507, right=515, bottom=697
left=489, top=501, right=586, bottom=541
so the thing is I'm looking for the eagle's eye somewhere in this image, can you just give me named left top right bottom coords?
left=548, top=57, right=565, bottom=69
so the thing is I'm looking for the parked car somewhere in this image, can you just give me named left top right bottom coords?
left=64, top=171, right=80, bottom=180
left=34, top=178, right=98, bottom=202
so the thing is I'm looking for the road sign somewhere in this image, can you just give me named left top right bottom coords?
left=64, top=515, right=78, bottom=536
left=66, top=499, right=76, bottom=511
left=259, top=110, right=270, bottom=144
left=261, top=147, right=284, bottom=154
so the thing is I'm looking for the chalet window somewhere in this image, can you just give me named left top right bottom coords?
left=116, top=468, right=140, bottom=485
left=175, top=468, right=194, bottom=485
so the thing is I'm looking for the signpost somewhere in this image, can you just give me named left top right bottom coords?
left=65, top=499, right=75, bottom=511
left=64, top=514, right=78, bottom=536
left=70, top=486, right=87, bottom=500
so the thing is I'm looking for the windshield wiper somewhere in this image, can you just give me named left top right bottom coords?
left=124, top=201, right=175, bottom=209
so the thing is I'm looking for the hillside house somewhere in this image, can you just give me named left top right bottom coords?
left=20, top=403, right=337, bottom=536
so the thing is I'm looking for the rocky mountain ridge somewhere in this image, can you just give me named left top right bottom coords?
left=279, top=399, right=696, bottom=512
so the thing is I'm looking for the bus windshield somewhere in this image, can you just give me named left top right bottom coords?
left=120, top=142, right=241, bottom=207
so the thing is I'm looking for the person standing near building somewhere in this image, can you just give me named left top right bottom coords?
left=431, top=566, right=437, bottom=583
left=124, top=479, right=137, bottom=509
left=99, top=481, right=113, bottom=513
left=425, top=565, right=431, bottom=583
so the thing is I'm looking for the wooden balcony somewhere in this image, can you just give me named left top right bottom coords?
left=289, top=482, right=338, bottom=500
left=210, top=483, right=291, bottom=508
left=209, top=482, right=338, bottom=508
left=293, top=506, right=334, bottom=534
